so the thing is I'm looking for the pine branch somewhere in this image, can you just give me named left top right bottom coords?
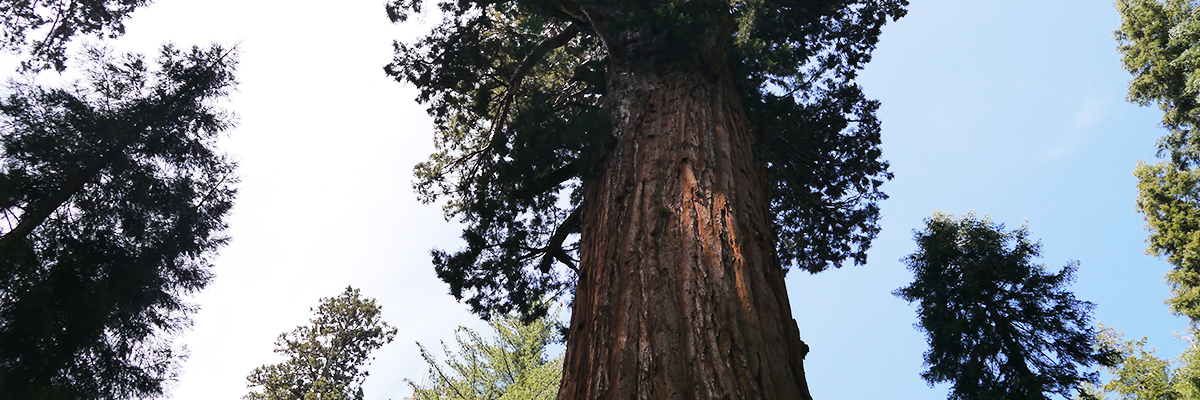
left=0, top=46, right=236, bottom=248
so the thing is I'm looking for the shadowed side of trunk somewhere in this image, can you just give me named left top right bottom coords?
left=559, top=66, right=813, bottom=399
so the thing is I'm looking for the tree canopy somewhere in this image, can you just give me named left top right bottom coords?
left=1117, top=0, right=1200, bottom=168
left=386, top=0, right=905, bottom=320
left=895, top=212, right=1113, bottom=400
left=1080, top=326, right=1200, bottom=400
left=1, top=0, right=154, bottom=71
left=1092, top=1, right=1200, bottom=398
left=1118, top=0, right=1200, bottom=324
left=0, top=43, right=238, bottom=400
left=407, top=311, right=562, bottom=400
left=244, top=287, right=398, bottom=400
left=1134, top=161, right=1200, bottom=321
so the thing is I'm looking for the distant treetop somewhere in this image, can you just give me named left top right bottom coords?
left=896, top=212, right=1115, bottom=400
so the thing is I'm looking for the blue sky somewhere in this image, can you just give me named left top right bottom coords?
left=801, top=1, right=1181, bottom=398
left=49, top=0, right=1183, bottom=399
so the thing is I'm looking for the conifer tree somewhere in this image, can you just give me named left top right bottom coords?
left=896, top=212, right=1113, bottom=400
left=1079, top=326, right=1200, bottom=400
left=1118, top=0, right=1200, bottom=322
left=386, top=1, right=906, bottom=397
left=244, top=287, right=397, bottom=400
left=1, top=0, right=155, bottom=71
left=1073, top=2, right=1200, bottom=397
left=407, top=312, right=562, bottom=400
left=0, top=44, right=238, bottom=399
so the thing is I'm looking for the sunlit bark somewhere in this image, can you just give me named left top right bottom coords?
left=562, top=65, right=813, bottom=399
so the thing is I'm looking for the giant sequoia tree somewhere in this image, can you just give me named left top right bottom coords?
left=0, top=44, right=238, bottom=399
left=387, top=1, right=905, bottom=398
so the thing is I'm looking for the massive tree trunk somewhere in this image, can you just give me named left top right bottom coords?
left=559, top=63, right=814, bottom=399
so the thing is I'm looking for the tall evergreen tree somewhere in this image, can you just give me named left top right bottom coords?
left=1117, top=0, right=1200, bottom=168
left=244, top=287, right=398, bottom=400
left=0, top=44, right=238, bottom=399
left=386, top=0, right=905, bottom=398
left=895, top=212, right=1113, bottom=400
left=1075, top=2, right=1200, bottom=397
left=1118, top=0, right=1200, bottom=322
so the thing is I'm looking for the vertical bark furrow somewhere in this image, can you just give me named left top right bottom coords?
left=561, top=68, right=813, bottom=400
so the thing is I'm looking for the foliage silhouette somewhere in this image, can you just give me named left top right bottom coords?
left=1, top=0, right=155, bottom=71
left=896, top=212, right=1114, bottom=400
left=386, top=0, right=903, bottom=321
left=0, top=44, right=238, bottom=400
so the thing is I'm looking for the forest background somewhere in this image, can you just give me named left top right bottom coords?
left=0, top=0, right=1171, bottom=399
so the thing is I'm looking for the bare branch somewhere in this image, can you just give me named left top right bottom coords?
left=538, top=206, right=581, bottom=274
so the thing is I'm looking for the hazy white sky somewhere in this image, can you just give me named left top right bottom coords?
left=31, top=0, right=1182, bottom=399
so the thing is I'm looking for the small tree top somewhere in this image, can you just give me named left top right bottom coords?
left=895, top=212, right=1115, bottom=400
left=244, top=287, right=398, bottom=400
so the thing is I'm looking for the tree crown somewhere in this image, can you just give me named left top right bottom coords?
left=896, top=212, right=1114, bottom=400
left=0, top=43, right=238, bottom=400
left=244, top=287, right=398, bottom=400
left=1117, top=0, right=1200, bottom=167
left=386, top=0, right=906, bottom=320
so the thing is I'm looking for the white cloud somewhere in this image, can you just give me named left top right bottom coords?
left=1040, top=96, right=1106, bottom=161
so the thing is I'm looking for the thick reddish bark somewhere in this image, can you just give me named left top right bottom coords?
left=559, top=67, right=814, bottom=399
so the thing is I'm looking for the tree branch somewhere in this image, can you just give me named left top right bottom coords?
left=0, top=46, right=237, bottom=248
left=511, top=161, right=579, bottom=203
left=488, top=23, right=584, bottom=153
left=538, top=206, right=581, bottom=274
left=0, top=129, right=121, bottom=247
